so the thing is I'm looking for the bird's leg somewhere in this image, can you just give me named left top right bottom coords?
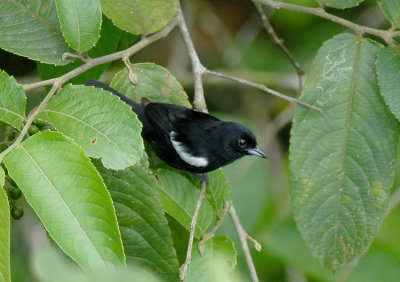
left=192, top=173, right=209, bottom=186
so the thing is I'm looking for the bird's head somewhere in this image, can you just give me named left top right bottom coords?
left=222, top=122, right=267, bottom=160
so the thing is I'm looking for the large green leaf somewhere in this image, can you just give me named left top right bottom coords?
left=0, top=70, right=26, bottom=131
left=317, top=0, right=363, bottom=9
left=111, top=63, right=191, bottom=107
left=4, top=131, right=125, bottom=270
left=289, top=33, right=398, bottom=270
left=378, top=0, right=400, bottom=28
left=33, top=245, right=161, bottom=282
left=0, top=168, right=10, bottom=282
left=376, top=46, right=400, bottom=121
left=55, top=0, right=102, bottom=52
left=100, top=0, right=177, bottom=35
left=37, top=84, right=143, bottom=170
left=155, top=169, right=214, bottom=239
left=186, top=236, right=237, bottom=282
left=37, top=16, right=121, bottom=85
left=0, top=0, right=74, bottom=65
left=95, top=159, right=180, bottom=281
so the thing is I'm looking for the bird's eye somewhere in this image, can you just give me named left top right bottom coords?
left=238, top=139, right=247, bottom=147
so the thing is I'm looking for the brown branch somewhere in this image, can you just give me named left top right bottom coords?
left=255, top=0, right=399, bottom=46
left=176, top=4, right=207, bottom=113
left=204, top=69, right=324, bottom=114
left=23, top=15, right=180, bottom=91
left=229, top=205, right=259, bottom=282
left=180, top=178, right=207, bottom=282
left=253, top=1, right=304, bottom=91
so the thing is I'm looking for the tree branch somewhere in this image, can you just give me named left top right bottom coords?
left=180, top=177, right=207, bottom=282
left=253, top=1, right=304, bottom=91
left=255, top=0, right=399, bottom=46
left=23, top=15, right=180, bottom=91
left=229, top=205, right=259, bottom=282
left=204, top=69, right=323, bottom=114
left=176, top=4, right=207, bottom=113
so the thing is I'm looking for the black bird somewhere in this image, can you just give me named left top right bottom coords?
left=84, top=80, right=267, bottom=173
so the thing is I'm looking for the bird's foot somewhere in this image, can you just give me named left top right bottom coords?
left=192, top=173, right=209, bottom=186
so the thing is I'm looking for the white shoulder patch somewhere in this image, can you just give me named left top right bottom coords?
left=170, top=131, right=208, bottom=167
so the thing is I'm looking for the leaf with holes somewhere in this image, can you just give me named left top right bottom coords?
left=100, top=0, right=177, bottom=35
left=155, top=169, right=213, bottom=239
left=378, top=0, right=400, bottom=27
left=376, top=46, right=400, bottom=121
left=95, top=159, right=180, bottom=281
left=317, top=0, right=363, bottom=9
left=4, top=131, right=125, bottom=270
left=0, top=0, right=74, bottom=65
left=55, top=0, right=102, bottom=52
left=0, top=70, right=26, bottom=131
left=0, top=167, right=10, bottom=282
left=37, top=84, right=143, bottom=170
left=289, top=33, right=399, bottom=270
left=111, top=63, right=191, bottom=107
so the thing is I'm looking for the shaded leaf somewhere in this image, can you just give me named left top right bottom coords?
left=0, top=167, right=10, bottom=282
left=376, top=46, right=400, bottom=121
left=290, top=33, right=398, bottom=270
left=318, top=0, right=363, bottom=9
left=37, top=84, right=143, bottom=170
left=55, top=0, right=102, bottom=52
left=378, top=0, right=400, bottom=28
left=100, top=0, right=177, bottom=35
left=95, top=159, right=180, bottom=281
left=0, top=70, right=26, bottom=131
left=187, top=236, right=238, bottom=282
left=111, top=63, right=191, bottom=107
left=33, top=245, right=161, bottom=282
left=155, top=169, right=214, bottom=239
left=37, top=16, right=121, bottom=85
left=0, top=0, right=74, bottom=65
left=4, top=131, right=125, bottom=270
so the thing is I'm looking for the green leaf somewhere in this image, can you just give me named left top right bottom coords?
left=0, top=0, right=74, bottom=65
left=378, top=0, right=400, bottom=28
left=95, top=159, right=180, bottom=281
left=318, top=0, right=363, bottom=9
left=4, top=131, right=125, bottom=270
left=55, top=0, right=102, bottom=52
left=376, top=47, right=400, bottom=121
left=0, top=167, right=10, bottom=282
left=37, top=16, right=121, bottom=85
left=33, top=245, right=161, bottom=282
left=111, top=63, right=191, bottom=107
left=206, top=170, right=230, bottom=217
left=0, top=70, right=26, bottom=131
left=155, top=169, right=214, bottom=239
left=186, top=236, right=237, bottom=282
left=100, top=0, right=177, bottom=35
left=289, top=33, right=399, bottom=270
left=37, top=84, right=144, bottom=170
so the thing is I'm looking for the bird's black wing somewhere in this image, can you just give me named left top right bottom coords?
left=144, top=102, right=221, bottom=157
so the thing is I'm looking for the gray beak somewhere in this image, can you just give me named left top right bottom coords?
left=247, top=146, right=267, bottom=159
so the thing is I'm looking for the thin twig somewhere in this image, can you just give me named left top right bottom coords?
left=180, top=178, right=208, bottom=282
left=176, top=3, right=207, bottom=113
left=229, top=205, right=259, bottom=282
left=22, top=15, right=180, bottom=91
left=255, top=0, right=399, bottom=46
left=204, top=69, right=324, bottom=114
left=0, top=83, right=61, bottom=163
left=253, top=1, right=304, bottom=91
left=387, top=187, right=400, bottom=215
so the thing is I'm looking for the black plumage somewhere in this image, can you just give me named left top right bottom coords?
left=84, top=79, right=267, bottom=173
